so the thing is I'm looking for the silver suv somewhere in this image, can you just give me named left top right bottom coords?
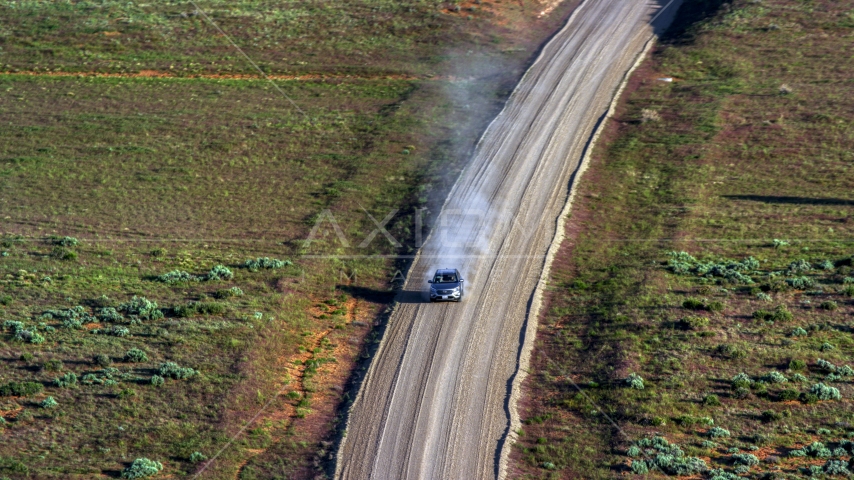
left=428, top=269, right=464, bottom=302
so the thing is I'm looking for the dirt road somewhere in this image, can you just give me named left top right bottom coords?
left=336, top=0, right=680, bottom=478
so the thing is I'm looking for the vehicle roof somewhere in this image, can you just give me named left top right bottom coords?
left=435, top=268, right=458, bottom=274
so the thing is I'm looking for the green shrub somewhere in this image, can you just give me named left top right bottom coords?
left=703, top=394, right=721, bottom=406
left=125, top=348, right=148, bottom=363
left=843, top=285, right=854, bottom=297
left=0, top=381, right=43, bottom=396
left=40, top=396, right=58, bottom=409
left=174, top=301, right=226, bottom=318
left=679, top=315, right=710, bottom=330
left=760, top=371, right=787, bottom=384
left=708, top=427, right=731, bottom=439
left=804, top=442, right=833, bottom=458
left=0, top=295, right=13, bottom=306
left=708, top=468, right=740, bottom=480
left=779, top=389, right=799, bottom=401
left=789, top=259, right=812, bottom=273
left=43, top=359, right=63, bottom=372
left=205, top=264, right=233, bottom=281
left=243, top=257, right=292, bottom=271
left=756, top=292, right=772, bottom=302
left=51, top=247, right=77, bottom=261
left=731, top=373, right=752, bottom=389
left=787, top=276, right=814, bottom=289
left=53, top=372, right=78, bottom=388
left=55, top=236, right=79, bottom=247
left=98, top=307, right=123, bottom=322
left=732, top=453, right=759, bottom=466
left=19, top=352, right=34, bottom=362
left=716, top=343, right=746, bottom=359
left=800, top=392, right=819, bottom=404
left=789, top=359, right=806, bottom=370
left=810, top=383, right=841, bottom=401
left=683, top=298, right=706, bottom=310
left=94, top=354, right=111, bottom=367
left=121, top=458, right=163, bottom=479
left=155, top=270, right=199, bottom=284
left=158, top=362, right=196, bottom=379
left=189, top=451, right=207, bottom=463
left=817, top=358, right=837, bottom=372
left=150, top=375, right=165, bottom=387
left=820, top=301, right=838, bottom=311
left=707, top=301, right=725, bottom=312
left=771, top=305, right=793, bottom=322
left=213, top=287, right=244, bottom=299
left=752, top=309, right=773, bottom=320
left=119, top=296, right=162, bottom=321
left=630, top=460, right=649, bottom=474
left=625, top=373, right=644, bottom=390
left=790, top=327, right=808, bottom=337
left=824, top=459, right=850, bottom=475
left=818, top=260, right=835, bottom=270
left=12, top=327, right=45, bottom=344
left=761, top=410, right=783, bottom=422
left=820, top=342, right=836, bottom=352
left=626, top=446, right=641, bottom=457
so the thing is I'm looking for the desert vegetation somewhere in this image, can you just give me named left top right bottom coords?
left=514, top=0, right=854, bottom=477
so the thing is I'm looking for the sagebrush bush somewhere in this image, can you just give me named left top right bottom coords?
left=174, top=301, right=226, bottom=318
left=627, top=436, right=706, bottom=475
left=625, top=373, right=644, bottom=390
left=189, top=451, right=207, bottom=463
left=243, top=257, right=292, bottom=271
left=731, top=373, right=752, bottom=389
left=119, top=296, right=162, bottom=321
left=791, top=373, right=807, bottom=383
left=760, top=371, right=787, bottom=384
left=820, top=342, right=836, bottom=352
left=156, top=270, right=199, bottom=284
left=716, top=343, right=746, bottom=359
left=0, top=381, right=43, bottom=396
left=150, top=375, right=165, bottom=387
left=40, top=396, right=58, bottom=409
left=683, top=298, right=706, bottom=310
left=824, top=460, right=851, bottom=475
left=121, top=458, right=163, bottom=479
left=98, top=307, right=123, bottom=322
left=786, top=276, right=814, bottom=289
left=125, top=348, right=148, bottom=363
left=205, top=264, right=233, bottom=281
left=630, top=460, right=648, bottom=474
left=158, top=361, right=196, bottom=379
left=703, top=394, right=721, bottom=406
left=213, top=286, right=244, bottom=299
left=817, top=359, right=837, bottom=372
left=789, top=259, right=812, bottom=273
left=732, top=453, right=759, bottom=466
left=708, top=427, right=731, bottom=439
left=810, top=383, right=841, bottom=401
left=94, top=354, right=111, bottom=367
left=55, top=236, right=79, bottom=247
left=53, top=372, right=78, bottom=388
left=820, top=300, right=838, bottom=311
left=790, top=327, right=808, bottom=337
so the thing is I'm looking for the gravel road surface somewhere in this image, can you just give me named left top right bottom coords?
left=336, top=0, right=680, bottom=478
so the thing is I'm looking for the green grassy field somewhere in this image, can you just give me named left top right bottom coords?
left=513, top=0, right=854, bottom=478
left=0, top=0, right=582, bottom=478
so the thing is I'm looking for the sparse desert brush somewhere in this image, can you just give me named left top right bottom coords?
left=205, top=264, right=233, bottom=281
left=121, top=458, right=163, bottom=479
left=119, top=296, right=162, bottom=321
left=213, top=286, right=244, bottom=299
left=40, top=396, right=58, bottom=409
left=808, top=383, right=841, bottom=401
left=679, top=315, right=709, bottom=329
left=156, top=270, right=199, bottom=284
left=158, top=361, right=196, bottom=379
left=242, top=257, right=292, bottom=271
left=789, top=259, right=813, bottom=273
left=53, top=372, right=78, bottom=388
left=0, top=381, right=43, bottom=396
left=125, top=348, right=148, bottom=363
left=786, top=276, right=814, bottom=289
left=819, top=300, right=838, bottom=311
left=640, top=108, right=661, bottom=123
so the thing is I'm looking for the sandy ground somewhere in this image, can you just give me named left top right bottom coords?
left=335, top=0, right=681, bottom=478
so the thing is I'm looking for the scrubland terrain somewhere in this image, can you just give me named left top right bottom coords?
left=0, top=0, right=580, bottom=478
left=513, top=0, right=854, bottom=478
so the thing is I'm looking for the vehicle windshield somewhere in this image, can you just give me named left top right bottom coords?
left=433, top=273, right=458, bottom=283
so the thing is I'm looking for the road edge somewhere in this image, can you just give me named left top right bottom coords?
left=495, top=34, right=659, bottom=480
